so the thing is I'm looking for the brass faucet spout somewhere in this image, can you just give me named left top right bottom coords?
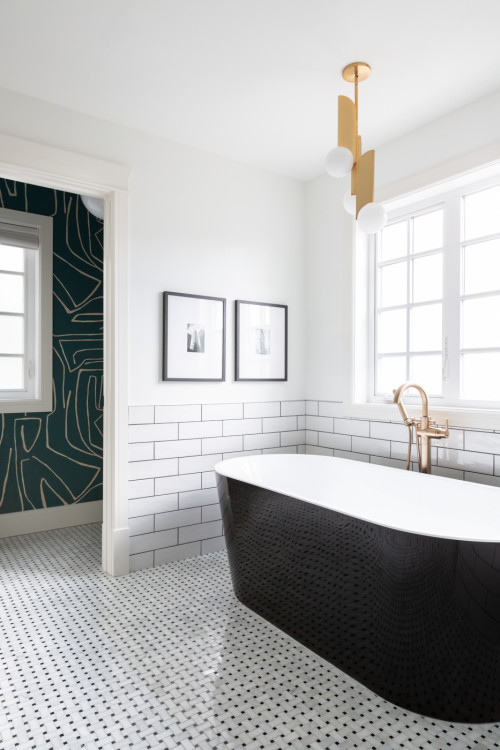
left=393, top=382, right=429, bottom=426
left=393, top=382, right=447, bottom=474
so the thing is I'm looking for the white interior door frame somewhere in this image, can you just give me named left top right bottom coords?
left=0, top=132, right=131, bottom=576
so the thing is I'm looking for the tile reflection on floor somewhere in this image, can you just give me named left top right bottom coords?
left=1, top=524, right=499, bottom=749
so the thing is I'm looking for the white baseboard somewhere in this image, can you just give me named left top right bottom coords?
left=105, top=526, right=131, bottom=576
left=0, top=500, right=103, bottom=538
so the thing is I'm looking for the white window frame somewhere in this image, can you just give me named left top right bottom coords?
left=0, top=207, right=53, bottom=413
left=346, top=151, right=500, bottom=429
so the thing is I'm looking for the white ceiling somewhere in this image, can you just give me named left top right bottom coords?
left=1, top=0, right=500, bottom=180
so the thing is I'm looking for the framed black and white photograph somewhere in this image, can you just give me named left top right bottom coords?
left=163, top=292, right=226, bottom=381
left=235, top=300, right=287, bottom=381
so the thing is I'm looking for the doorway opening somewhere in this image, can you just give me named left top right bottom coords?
left=0, top=133, right=130, bottom=575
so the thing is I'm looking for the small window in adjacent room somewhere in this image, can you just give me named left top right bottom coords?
left=366, top=171, right=500, bottom=412
left=0, top=207, right=53, bottom=413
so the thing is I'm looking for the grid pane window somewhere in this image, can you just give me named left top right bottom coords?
left=410, top=303, right=442, bottom=351
left=409, top=354, right=442, bottom=396
left=378, top=309, right=406, bottom=353
left=377, top=355, right=406, bottom=394
left=0, top=244, right=24, bottom=273
left=462, top=352, right=500, bottom=401
left=460, top=185, right=500, bottom=402
left=463, top=185, right=500, bottom=241
left=0, top=356, right=24, bottom=390
left=375, top=208, right=444, bottom=397
left=413, top=210, right=444, bottom=252
left=462, top=297, right=500, bottom=349
left=463, top=239, right=500, bottom=295
left=0, top=244, right=25, bottom=391
left=412, top=254, right=442, bottom=302
left=379, top=261, right=407, bottom=307
left=380, top=220, right=407, bottom=261
left=0, top=315, right=24, bottom=354
left=0, top=271, right=24, bottom=313
left=372, top=179, right=500, bottom=407
left=0, top=209, right=53, bottom=413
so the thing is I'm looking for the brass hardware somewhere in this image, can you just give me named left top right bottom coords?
left=393, top=383, right=449, bottom=474
left=342, top=62, right=371, bottom=83
left=351, top=135, right=362, bottom=196
left=338, top=95, right=356, bottom=158
left=337, top=62, right=376, bottom=218
left=356, top=150, right=375, bottom=217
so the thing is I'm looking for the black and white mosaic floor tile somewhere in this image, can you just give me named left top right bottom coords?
left=1, top=524, right=499, bottom=749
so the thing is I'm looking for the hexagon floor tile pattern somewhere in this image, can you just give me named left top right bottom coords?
left=1, top=524, right=500, bottom=749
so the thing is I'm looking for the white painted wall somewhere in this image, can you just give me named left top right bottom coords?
left=2, top=84, right=500, bottom=410
left=0, top=87, right=305, bottom=405
left=305, top=88, right=500, bottom=402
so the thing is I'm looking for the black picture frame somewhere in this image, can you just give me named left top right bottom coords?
left=163, top=291, right=226, bottom=381
left=235, top=300, right=288, bottom=381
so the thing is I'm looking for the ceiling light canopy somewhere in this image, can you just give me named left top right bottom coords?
left=326, top=62, right=386, bottom=233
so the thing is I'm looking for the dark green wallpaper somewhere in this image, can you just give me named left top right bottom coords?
left=0, top=179, right=103, bottom=514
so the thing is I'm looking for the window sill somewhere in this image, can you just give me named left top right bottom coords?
left=0, top=396, right=53, bottom=414
left=345, top=400, right=500, bottom=430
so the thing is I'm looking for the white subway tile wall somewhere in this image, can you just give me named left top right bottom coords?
left=128, top=400, right=500, bottom=570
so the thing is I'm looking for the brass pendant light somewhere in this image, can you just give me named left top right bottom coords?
left=325, top=62, right=386, bottom=233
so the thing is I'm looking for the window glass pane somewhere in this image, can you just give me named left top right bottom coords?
left=412, top=253, right=442, bottom=302
left=410, top=354, right=442, bottom=396
left=0, top=244, right=24, bottom=273
left=410, top=303, right=442, bottom=351
left=463, top=239, right=500, bottom=295
left=378, top=309, right=406, bottom=353
left=377, top=356, right=406, bottom=395
left=462, top=296, right=500, bottom=349
left=0, top=272, right=24, bottom=313
left=380, top=221, right=407, bottom=261
left=463, top=185, right=500, bottom=240
left=0, top=356, right=24, bottom=389
left=462, top=352, right=500, bottom=401
left=379, top=261, right=407, bottom=307
left=0, top=315, right=24, bottom=354
left=412, top=210, right=443, bottom=253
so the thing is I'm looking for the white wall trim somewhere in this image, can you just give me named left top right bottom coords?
left=0, top=500, right=103, bottom=539
left=377, top=141, right=500, bottom=205
left=0, top=132, right=130, bottom=575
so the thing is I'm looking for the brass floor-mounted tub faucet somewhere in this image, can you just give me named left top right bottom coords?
left=393, top=383, right=449, bottom=474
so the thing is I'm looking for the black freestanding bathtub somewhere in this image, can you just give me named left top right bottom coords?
left=215, top=454, right=500, bottom=722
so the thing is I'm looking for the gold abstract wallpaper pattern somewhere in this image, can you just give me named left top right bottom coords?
left=0, top=180, right=103, bottom=514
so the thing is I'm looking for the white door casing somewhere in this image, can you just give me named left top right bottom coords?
left=0, top=132, right=130, bottom=576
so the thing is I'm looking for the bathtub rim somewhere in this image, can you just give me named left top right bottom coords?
left=215, top=453, right=500, bottom=544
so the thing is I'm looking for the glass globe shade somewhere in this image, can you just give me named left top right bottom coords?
left=357, top=202, right=387, bottom=233
left=343, top=190, right=356, bottom=216
left=81, top=195, right=105, bottom=220
left=325, top=147, right=354, bottom=178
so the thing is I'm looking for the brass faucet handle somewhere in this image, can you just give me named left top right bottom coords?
left=421, top=418, right=449, bottom=440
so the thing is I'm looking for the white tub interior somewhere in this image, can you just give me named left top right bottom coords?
left=215, top=454, right=500, bottom=543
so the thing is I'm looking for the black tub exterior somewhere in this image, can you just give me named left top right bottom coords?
left=216, top=474, right=500, bottom=722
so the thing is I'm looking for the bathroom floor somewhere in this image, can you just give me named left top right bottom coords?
left=1, top=525, right=499, bottom=750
